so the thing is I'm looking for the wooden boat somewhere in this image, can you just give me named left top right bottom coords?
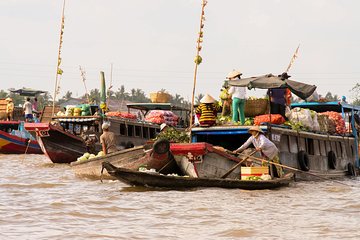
left=101, top=162, right=293, bottom=190
left=24, top=102, right=188, bottom=164
left=169, top=142, right=256, bottom=179
left=189, top=101, right=360, bottom=180
left=71, top=139, right=181, bottom=180
left=24, top=121, right=100, bottom=163
left=0, top=121, right=42, bottom=154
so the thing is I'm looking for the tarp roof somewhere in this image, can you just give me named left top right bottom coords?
left=228, top=74, right=317, bottom=100
left=9, top=88, right=47, bottom=96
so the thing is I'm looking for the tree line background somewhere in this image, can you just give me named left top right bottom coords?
left=1, top=84, right=360, bottom=111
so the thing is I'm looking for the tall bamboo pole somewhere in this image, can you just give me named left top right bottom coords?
left=189, top=0, right=207, bottom=141
left=52, top=0, right=66, bottom=116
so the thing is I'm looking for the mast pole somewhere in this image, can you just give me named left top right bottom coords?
left=189, top=0, right=208, bottom=141
left=52, top=0, right=66, bottom=116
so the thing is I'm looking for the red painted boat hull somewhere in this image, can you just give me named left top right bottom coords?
left=25, top=123, right=90, bottom=164
left=0, top=130, right=42, bottom=154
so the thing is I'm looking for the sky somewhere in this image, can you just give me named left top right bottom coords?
left=0, top=0, right=359, bottom=103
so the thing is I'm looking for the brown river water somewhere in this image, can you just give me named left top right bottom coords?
left=1, top=154, right=360, bottom=240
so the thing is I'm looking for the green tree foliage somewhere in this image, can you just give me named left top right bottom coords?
left=351, top=83, right=360, bottom=105
left=324, top=92, right=339, bottom=102
left=195, top=93, right=204, bottom=105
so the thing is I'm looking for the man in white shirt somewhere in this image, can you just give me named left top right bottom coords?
left=227, top=70, right=246, bottom=124
left=23, top=97, right=33, bottom=122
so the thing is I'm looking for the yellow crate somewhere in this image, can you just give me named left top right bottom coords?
left=241, top=166, right=269, bottom=180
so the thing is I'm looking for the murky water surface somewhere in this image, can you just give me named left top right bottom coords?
left=1, top=154, right=360, bottom=239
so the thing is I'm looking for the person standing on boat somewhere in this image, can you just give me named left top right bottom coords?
left=268, top=72, right=292, bottom=118
left=227, top=70, right=246, bottom=125
left=23, top=97, right=33, bottom=122
left=219, top=80, right=232, bottom=117
left=100, top=122, right=118, bottom=155
left=195, top=94, right=220, bottom=127
left=233, top=126, right=283, bottom=177
left=5, top=98, right=14, bottom=121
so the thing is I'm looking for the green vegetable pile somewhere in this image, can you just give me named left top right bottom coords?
left=284, top=121, right=307, bottom=131
left=155, top=128, right=190, bottom=143
left=245, top=176, right=262, bottom=181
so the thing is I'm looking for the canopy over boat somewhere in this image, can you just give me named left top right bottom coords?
left=9, top=88, right=47, bottom=96
left=228, top=74, right=316, bottom=100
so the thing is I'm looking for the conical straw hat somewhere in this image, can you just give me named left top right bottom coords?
left=226, top=70, right=242, bottom=79
left=248, top=126, right=264, bottom=134
left=200, top=94, right=215, bottom=104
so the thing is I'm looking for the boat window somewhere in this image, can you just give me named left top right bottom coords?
left=289, top=136, right=298, bottom=153
left=325, top=141, right=331, bottom=153
left=319, top=140, right=326, bottom=156
left=313, top=140, right=320, bottom=156
left=135, top=126, right=141, bottom=137
left=298, top=137, right=306, bottom=151
left=306, top=138, right=314, bottom=155
left=142, top=127, right=149, bottom=138
left=120, top=124, right=126, bottom=136
left=149, top=128, right=156, bottom=139
left=336, top=142, right=342, bottom=158
left=127, top=125, right=134, bottom=137
left=279, top=135, right=289, bottom=152
left=331, top=141, right=337, bottom=156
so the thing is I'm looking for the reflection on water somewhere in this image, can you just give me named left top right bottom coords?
left=1, top=154, right=360, bottom=239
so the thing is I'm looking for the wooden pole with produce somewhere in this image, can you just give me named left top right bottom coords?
left=189, top=0, right=208, bottom=141
left=52, top=0, right=66, bottom=117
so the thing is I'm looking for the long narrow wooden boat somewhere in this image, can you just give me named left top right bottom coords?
left=169, top=142, right=255, bottom=179
left=0, top=121, right=42, bottom=154
left=71, top=139, right=181, bottom=180
left=24, top=122, right=95, bottom=163
left=101, top=162, right=293, bottom=190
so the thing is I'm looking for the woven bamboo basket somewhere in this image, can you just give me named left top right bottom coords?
left=150, top=92, right=171, bottom=103
left=244, top=99, right=269, bottom=117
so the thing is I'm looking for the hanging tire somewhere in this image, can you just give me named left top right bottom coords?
left=327, top=151, right=337, bottom=170
left=125, top=141, right=134, bottom=149
left=347, top=162, right=356, bottom=177
left=153, top=139, right=170, bottom=154
left=298, top=150, right=310, bottom=171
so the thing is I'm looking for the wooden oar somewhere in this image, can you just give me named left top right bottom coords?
left=221, top=150, right=257, bottom=179
left=241, top=153, right=352, bottom=186
left=24, top=138, right=31, bottom=154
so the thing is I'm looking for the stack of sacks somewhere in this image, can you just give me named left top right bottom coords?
left=319, top=111, right=346, bottom=134
left=144, top=110, right=179, bottom=126
left=285, top=107, right=320, bottom=131
left=106, top=111, right=137, bottom=120
left=254, top=114, right=285, bottom=126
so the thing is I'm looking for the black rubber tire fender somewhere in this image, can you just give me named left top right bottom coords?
left=298, top=150, right=310, bottom=171
left=328, top=151, right=337, bottom=170
left=347, top=162, right=356, bottom=177
left=153, top=139, right=170, bottom=154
